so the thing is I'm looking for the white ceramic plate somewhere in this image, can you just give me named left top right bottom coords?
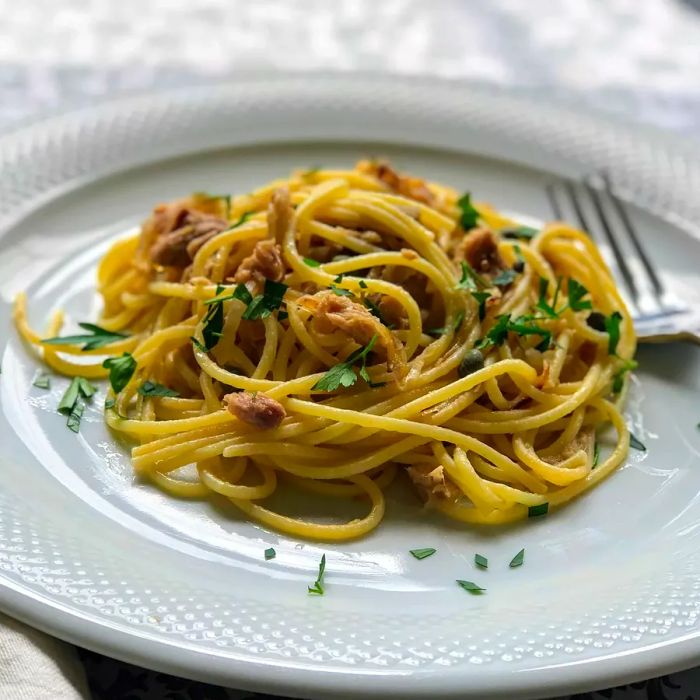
left=2, top=75, right=700, bottom=700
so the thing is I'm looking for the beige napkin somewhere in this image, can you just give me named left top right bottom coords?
left=0, top=613, right=90, bottom=700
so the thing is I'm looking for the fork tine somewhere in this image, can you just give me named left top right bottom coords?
left=562, top=181, right=596, bottom=236
left=582, top=180, right=640, bottom=303
left=545, top=183, right=563, bottom=220
left=599, top=171, right=666, bottom=299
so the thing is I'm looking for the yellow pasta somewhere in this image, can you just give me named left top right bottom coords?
left=14, top=160, right=636, bottom=540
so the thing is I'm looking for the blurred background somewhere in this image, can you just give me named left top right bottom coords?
left=1, top=0, right=699, bottom=136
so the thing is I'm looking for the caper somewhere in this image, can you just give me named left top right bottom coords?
left=586, top=311, right=606, bottom=332
left=512, top=260, right=525, bottom=273
left=458, top=349, right=485, bottom=377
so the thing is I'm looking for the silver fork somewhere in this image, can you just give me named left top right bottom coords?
left=546, top=173, right=700, bottom=344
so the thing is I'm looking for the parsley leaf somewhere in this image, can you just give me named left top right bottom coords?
left=77, top=377, right=97, bottom=398
left=199, top=284, right=226, bottom=349
left=57, top=377, right=82, bottom=415
left=58, top=376, right=96, bottom=432
left=456, top=580, right=485, bottom=594
left=535, top=277, right=558, bottom=318
left=507, top=318, right=552, bottom=352
left=629, top=432, right=646, bottom=451
left=42, top=323, right=128, bottom=351
left=312, top=335, right=378, bottom=392
left=32, top=371, right=51, bottom=389
left=592, top=441, right=600, bottom=468
left=568, top=278, right=592, bottom=311
left=264, top=547, right=276, bottom=561
left=66, top=400, right=85, bottom=433
left=605, top=311, right=623, bottom=355
left=472, top=291, right=491, bottom=321
left=509, top=548, right=525, bottom=568
left=528, top=502, right=549, bottom=518
left=358, top=280, right=368, bottom=289
left=612, top=359, right=638, bottom=393
left=242, top=280, right=288, bottom=321
left=476, top=314, right=511, bottom=350
left=308, top=553, right=327, bottom=595
left=138, top=381, right=179, bottom=398
left=474, top=553, right=488, bottom=569
left=102, top=353, right=137, bottom=394
left=492, top=268, right=517, bottom=287
left=191, top=336, right=208, bottom=353
left=457, top=193, right=480, bottom=230
left=203, top=283, right=253, bottom=306
left=229, top=211, right=253, bottom=228
left=303, top=257, right=321, bottom=267
left=410, top=548, right=436, bottom=560
left=329, top=285, right=354, bottom=297
left=501, top=225, right=538, bottom=240
left=457, top=261, right=488, bottom=291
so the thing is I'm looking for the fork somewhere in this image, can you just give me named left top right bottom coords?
left=545, top=173, right=700, bottom=344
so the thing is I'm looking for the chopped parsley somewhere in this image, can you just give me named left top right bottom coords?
left=102, top=352, right=137, bottom=394
left=312, top=335, right=377, bottom=392
left=427, top=311, right=465, bottom=337
left=329, top=285, right=354, bottom=297
left=409, top=548, right=436, bottom=560
left=264, top=547, right=276, bottom=561
left=229, top=211, right=253, bottom=228
left=203, top=283, right=253, bottom=306
left=42, top=322, right=128, bottom=351
left=191, top=336, right=208, bottom=353
left=605, top=311, right=623, bottom=355
left=528, top=502, right=549, bottom=518
left=501, top=225, right=538, bottom=240
left=457, top=192, right=480, bottom=230
left=476, top=314, right=550, bottom=352
left=32, top=371, right=51, bottom=389
left=476, top=314, right=510, bottom=350
left=567, top=279, right=592, bottom=311
left=474, top=553, right=488, bottom=569
left=592, top=441, right=600, bottom=468
left=509, top=548, right=525, bottom=568
left=307, top=553, right=327, bottom=595
left=200, top=284, right=225, bottom=349
left=612, top=359, right=638, bottom=393
left=334, top=274, right=345, bottom=283
left=491, top=268, right=517, bottom=287
left=358, top=280, right=368, bottom=289
left=57, top=376, right=96, bottom=433
left=104, top=398, right=116, bottom=410
left=456, top=580, right=485, bottom=594
left=303, top=257, right=321, bottom=267
left=138, top=381, right=179, bottom=398
left=535, top=277, right=560, bottom=318
left=629, top=432, right=646, bottom=452
left=363, top=297, right=386, bottom=324
left=472, top=291, right=491, bottom=321
left=278, top=310, right=289, bottom=322
left=457, top=261, right=488, bottom=291
left=242, top=280, right=288, bottom=321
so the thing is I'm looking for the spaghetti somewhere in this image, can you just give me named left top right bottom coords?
left=15, top=160, right=636, bottom=540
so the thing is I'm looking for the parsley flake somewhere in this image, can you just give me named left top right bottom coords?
left=605, top=311, right=623, bottom=355
left=138, top=381, right=179, bottom=398
left=612, top=359, right=638, bottom=393
left=629, top=432, right=646, bottom=451
left=32, top=371, right=51, bottom=390
left=330, top=285, right=354, bottom=297
left=501, top=225, right=538, bottom=240
left=57, top=377, right=81, bottom=415
left=358, top=280, right=368, bottom=289
left=592, top=441, right=600, bottom=468
left=58, top=375, right=96, bottom=432
left=528, top=502, right=549, bottom=518
left=409, top=548, right=436, bottom=560
left=457, top=261, right=488, bottom=291
left=457, top=193, right=480, bottom=230
left=474, top=553, right=488, bottom=569
left=66, top=400, right=85, bottom=433
left=102, top=353, right=137, bottom=394
left=203, top=283, right=253, bottom=306
left=472, top=291, right=491, bottom=321
left=308, top=553, right=327, bottom=595
left=568, top=279, right=593, bottom=311
left=42, top=322, right=128, bottom=351
left=509, top=548, right=525, bottom=568
left=242, top=279, right=288, bottom=321
left=456, top=580, right=485, bottom=594
left=264, top=547, right=276, bottom=561
left=303, top=257, right=321, bottom=267
left=312, top=335, right=377, bottom=392
left=492, top=268, right=517, bottom=287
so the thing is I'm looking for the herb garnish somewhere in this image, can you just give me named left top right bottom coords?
left=202, top=283, right=253, bottom=306
left=567, top=279, right=592, bottom=311
left=278, top=310, right=289, bottom=322
left=102, top=352, right=137, bottom=393
left=457, top=261, right=488, bottom=291
left=303, top=257, right=321, bottom=267
left=32, top=371, right=51, bottom=389
left=509, top=548, right=525, bottom=568
left=138, top=381, right=179, bottom=398
left=492, top=268, right=517, bottom=287
left=191, top=336, right=208, bottom=353
left=358, top=280, right=368, bottom=289
left=265, top=547, right=276, bottom=561
left=329, top=285, right=354, bottom=297
left=528, top=502, right=549, bottom=518
left=472, top=291, right=491, bottom=321
left=105, top=398, right=116, bottom=410
left=605, top=311, right=623, bottom=355
left=242, top=279, right=288, bottom=321
left=364, top=297, right=386, bottom=324
left=57, top=376, right=96, bottom=433
left=312, top=335, right=377, bottom=392
left=229, top=211, right=253, bottom=229
left=501, top=225, right=538, bottom=240
left=199, top=284, right=226, bottom=349
left=629, top=432, right=646, bottom=451
left=612, top=359, right=638, bottom=393
left=410, top=548, right=436, bottom=560
left=308, top=553, right=327, bottom=595
left=42, top=322, right=128, bottom=351
left=477, top=314, right=551, bottom=352
left=456, top=580, right=485, bottom=594
left=474, top=553, right=488, bottom=569
left=592, top=441, right=600, bottom=468
left=535, top=277, right=560, bottom=318
left=457, top=193, right=479, bottom=230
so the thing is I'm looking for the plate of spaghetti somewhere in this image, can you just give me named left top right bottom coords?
left=1, top=75, right=700, bottom=699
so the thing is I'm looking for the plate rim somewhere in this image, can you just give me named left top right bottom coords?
left=2, top=72, right=700, bottom=699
